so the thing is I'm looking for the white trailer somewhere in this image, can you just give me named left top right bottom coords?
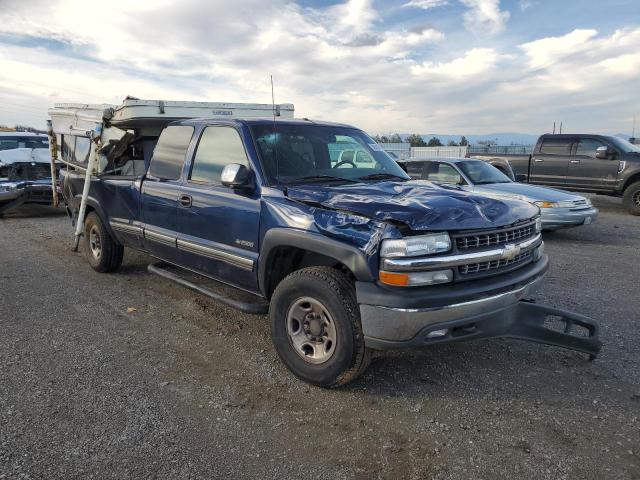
left=48, top=97, right=294, bottom=249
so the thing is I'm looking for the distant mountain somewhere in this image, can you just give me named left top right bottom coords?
left=377, top=132, right=635, bottom=145
left=391, top=133, right=540, bottom=146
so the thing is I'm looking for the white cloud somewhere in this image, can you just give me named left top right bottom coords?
left=520, top=29, right=598, bottom=69
left=411, top=48, right=506, bottom=77
left=519, top=0, right=533, bottom=12
left=403, top=0, right=449, bottom=9
left=460, top=0, right=510, bottom=35
left=0, top=1, right=638, bottom=135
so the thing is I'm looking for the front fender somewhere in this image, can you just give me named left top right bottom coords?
left=258, top=228, right=376, bottom=296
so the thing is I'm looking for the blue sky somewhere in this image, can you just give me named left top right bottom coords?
left=0, top=0, right=639, bottom=135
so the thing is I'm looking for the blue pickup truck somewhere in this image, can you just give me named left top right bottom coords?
left=59, top=118, right=601, bottom=386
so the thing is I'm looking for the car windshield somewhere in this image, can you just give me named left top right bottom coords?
left=609, top=136, right=640, bottom=153
left=250, top=124, right=409, bottom=185
left=457, top=160, right=512, bottom=185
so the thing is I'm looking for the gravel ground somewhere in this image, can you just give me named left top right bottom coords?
left=1, top=195, right=639, bottom=480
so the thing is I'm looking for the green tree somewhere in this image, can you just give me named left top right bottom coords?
left=427, top=137, right=443, bottom=147
left=448, top=140, right=459, bottom=146
left=388, top=133, right=403, bottom=143
left=405, top=134, right=426, bottom=147
left=459, top=136, right=469, bottom=146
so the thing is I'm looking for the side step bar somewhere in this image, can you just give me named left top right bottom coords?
left=147, top=262, right=269, bottom=315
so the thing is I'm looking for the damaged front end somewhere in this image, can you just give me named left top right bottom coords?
left=266, top=181, right=602, bottom=360
left=0, top=162, right=55, bottom=215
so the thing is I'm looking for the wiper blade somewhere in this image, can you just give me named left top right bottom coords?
left=285, top=175, right=358, bottom=185
left=357, top=172, right=407, bottom=181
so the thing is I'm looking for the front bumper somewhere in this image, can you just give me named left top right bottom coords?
left=357, top=256, right=602, bottom=357
left=541, top=206, right=598, bottom=230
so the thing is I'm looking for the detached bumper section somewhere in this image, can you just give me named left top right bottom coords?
left=358, top=228, right=602, bottom=358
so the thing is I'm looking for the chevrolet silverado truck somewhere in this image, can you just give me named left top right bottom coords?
left=470, top=134, right=640, bottom=215
left=54, top=105, right=601, bottom=387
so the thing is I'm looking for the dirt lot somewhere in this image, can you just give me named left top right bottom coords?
left=1, top=195, right=639, bottom=480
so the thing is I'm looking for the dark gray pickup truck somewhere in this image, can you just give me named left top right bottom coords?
left=470, top=134, right=640, bottom=215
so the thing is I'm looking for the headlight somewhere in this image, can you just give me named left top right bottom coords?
left=534, top=200, right=574, bottom=209
left=0, top=184, right=16, bottom=192
left=380, top=233, right=451, bottom=258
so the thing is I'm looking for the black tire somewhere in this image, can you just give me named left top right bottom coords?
left=623, top=181, right=640, bottom=215
left=83, top=211, right=124, bottom=272
left=270, top=267, right=372, bottom=387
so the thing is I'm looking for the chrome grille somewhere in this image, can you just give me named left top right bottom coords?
left=455, top=222, right=535, bottom=251
left=459, top=250, right=533, bottom=275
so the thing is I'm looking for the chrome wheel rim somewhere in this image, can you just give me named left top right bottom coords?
left=89, top=225, right=102, bottom=259
left=633, top=190, right=640, bottom=208
left=286, top=296, right=337, bottom=364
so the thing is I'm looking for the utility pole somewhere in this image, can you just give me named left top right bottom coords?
left=559, top=122, right=563, bottom=134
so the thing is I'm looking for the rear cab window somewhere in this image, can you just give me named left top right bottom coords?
left=539, top=138, right=572, bottom=155
left=148, top=126, right=194, bottom=180
left=423, top=162, right=463, bottom=184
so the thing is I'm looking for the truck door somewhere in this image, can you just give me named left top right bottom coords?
left=141, top=125, right=194, bottom=264
left=529, top=137, right=572, bottom=186
left=568, top=137, right=619, bottom=193
left=176, top=125, right=260, bottom=292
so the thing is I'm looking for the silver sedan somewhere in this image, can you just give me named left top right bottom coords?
left=401, top=158, right=598, bottom=231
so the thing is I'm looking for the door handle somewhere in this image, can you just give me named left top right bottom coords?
left=533, top=158, right=544, bottom=162
left=179, top=194, right=192, bottom=207
left=570, top=160, right=580, bottom=164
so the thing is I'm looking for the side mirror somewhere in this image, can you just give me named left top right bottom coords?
left=515, top=173, right=528, bottom=182
left=595, top=146, right=609, bottom=159
left=221, top=163, right=251, bottom=189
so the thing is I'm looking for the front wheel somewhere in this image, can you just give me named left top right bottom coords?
left=270, top=267, right=372, bottom=387
left=623, top=181, right=640, bottom=215
left=83, top=211, right=124, bottom=272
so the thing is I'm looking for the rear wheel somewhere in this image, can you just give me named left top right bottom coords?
left=623, top=181, right=640, bottom=215
left=83, top=211, right=124, bottom=272
left=270, top=267, right=372, bottom=387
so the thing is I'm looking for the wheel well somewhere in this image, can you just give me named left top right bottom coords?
left=623, top=173, right=640, bottom=193
left=264, top=246, right=354, bottom=298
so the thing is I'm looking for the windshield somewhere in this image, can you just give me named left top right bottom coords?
left=609, top=136, right=640, bottom=153
left=0, top=136, right=49, bottom=151
left=250, top=124, right=409, bottom=185
left=457, top=160, right=512, bottom=185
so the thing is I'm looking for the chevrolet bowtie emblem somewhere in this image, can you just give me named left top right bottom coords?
left=501, top=243, right=521, bottom=260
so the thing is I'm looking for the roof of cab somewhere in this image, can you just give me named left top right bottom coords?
left=170, top=117, right=357, bottom=129
left=0, top=132, right=48, bottom=137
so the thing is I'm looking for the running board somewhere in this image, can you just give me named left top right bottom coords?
left=147, top=262, right=269, bottom=315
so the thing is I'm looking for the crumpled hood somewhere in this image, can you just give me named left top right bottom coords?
left=285, top=180, right=539, bottom=231
left=472, top=182, right=585, bottom=202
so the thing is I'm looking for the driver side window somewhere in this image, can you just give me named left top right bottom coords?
left=576, top=138, right=607, bottom=158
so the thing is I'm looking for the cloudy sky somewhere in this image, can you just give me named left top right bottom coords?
left=0, top=0, right=639, bottom=135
